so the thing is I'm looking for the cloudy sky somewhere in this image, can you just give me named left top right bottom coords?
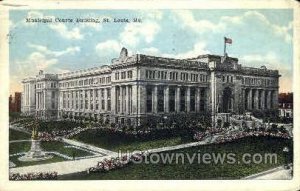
left=9, top=9, right=293, bottom=94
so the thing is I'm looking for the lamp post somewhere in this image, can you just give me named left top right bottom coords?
left=283, top=146, right=290, bottom=169
left=163, top=116, right=168, bottom=129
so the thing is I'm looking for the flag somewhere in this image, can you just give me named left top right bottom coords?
left=224, top=37, right=232, bottom=44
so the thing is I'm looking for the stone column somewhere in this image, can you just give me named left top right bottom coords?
left=196, top=87, right=200, bottom=112
left=164, top=86, right=169, bottom=113
left=261, top=90, right=265, bottom=110
left=131, top=84, right=138, bottom=114
left=83, top=90, right=86, bottom=112
left=87, top=89, right=91, bottom=111
left=125, top=86, right=128, bottom=114
left=175, top=86, right=180, bottom=112
left=127, top=86, right=131, bottom=114
left=97, top=89, right=100, bottom=111
left=248, top=89, right=252, bottom=110
left=36, top=92, right=39, bottom=109
left=111, top=86, right=116, bottom=115
left=241, top=88, right=245, bottom=112
left=100, top=89, right=103, bottom=112
left=153, top=85, right=158, bottom=113
left=139, top=85, right=147, bottom=115
left=254, top=89, right=259, bottom=110
left=119, top=86, right=123, bottom=114
left=267, top=90, right=271, bottom=109
left=93, top=89, right=96, bottom=112
left=186, top=86, right=190, bottom=112
left=43, top=90, right=46, bottom=110
left=104, top=88, right=108, bottom=112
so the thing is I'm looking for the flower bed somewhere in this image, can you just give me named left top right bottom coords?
left=9, top=172, right=58, bottom=180
left=87, top=153, right=145, bottom=174
left=215, top=130, right=291, bottom=144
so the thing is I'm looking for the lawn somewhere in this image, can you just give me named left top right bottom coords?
left=10, top=141, right=94, bottom=157
left=9, top=141, right=95, bottom=167
left=9, top=129, right=31, bottom=140
left=59, top=137, right=293, bottom=180
left=73, top=129, right=193, bottom=152
left=10, top=155, right=66, bottom=168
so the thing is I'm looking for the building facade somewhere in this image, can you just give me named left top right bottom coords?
left=9, top=92, right=22, bottom=113
left=21, top=48, right=280, bottom=127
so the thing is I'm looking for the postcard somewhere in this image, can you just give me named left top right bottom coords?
left=0, top=0, right=299, bottom=190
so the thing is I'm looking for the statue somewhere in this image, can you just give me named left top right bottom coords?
left=18, top=116, right=52, bottom=162
left=31, top=119, right=39, bottom=140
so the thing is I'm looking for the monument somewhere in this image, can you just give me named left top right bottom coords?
left=18, top=117, right=53, bottom=162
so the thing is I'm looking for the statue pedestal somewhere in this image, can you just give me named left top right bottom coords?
left=18, top=140, right=53, bottom=162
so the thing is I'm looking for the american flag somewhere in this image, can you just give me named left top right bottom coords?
left=224, top=37, right=232, bottom=44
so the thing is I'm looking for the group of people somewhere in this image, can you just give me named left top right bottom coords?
left=87, top=153, right=144, bottom=174
left=9, top=172, right=58, bottom=180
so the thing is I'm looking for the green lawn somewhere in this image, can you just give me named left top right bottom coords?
left=9, top=129, right=31, bottom=140
left=10, top=141, right=93, bottom=157
left=59, top=137, right=293, bottom=180
left=10, top=155, right=66, bottom=168
left=73, top=129, right=192, bottom=152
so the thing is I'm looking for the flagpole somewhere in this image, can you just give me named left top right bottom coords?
left=224, top=37, right=226, bottom=56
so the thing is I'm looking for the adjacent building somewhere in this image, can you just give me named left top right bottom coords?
left=9, top=92, right=22, bottom=113
left=278, top=93, right=293, bottom=118
left=21, top=48, right=280, bottom=127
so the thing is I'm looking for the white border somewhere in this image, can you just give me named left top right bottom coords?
left=0, top=1, right=299, bottom=190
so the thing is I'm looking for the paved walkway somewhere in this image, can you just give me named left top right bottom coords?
left=62, top=138, right=117, bottom=156
left=9, top=124, right=31, bottom=134
left=145, top=137, right=211, bottom=154
left=243, top=165, right=292, bottom=180
left=9, top=139, right=31, bottom=143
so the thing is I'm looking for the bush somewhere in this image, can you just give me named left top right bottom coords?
left=223, top=122, right=230, bottom=128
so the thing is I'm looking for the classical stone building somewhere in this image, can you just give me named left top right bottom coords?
left=21, top=48, right=280, bottom=127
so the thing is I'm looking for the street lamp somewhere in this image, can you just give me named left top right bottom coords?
left=283, top=146, right=290, bottom=169
left=163, top=116, right=168, bottom=129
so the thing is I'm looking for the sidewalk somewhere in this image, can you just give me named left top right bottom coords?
left=243, top=165, right=292, bottom=180
left=62, top=138, right=117, bottom=155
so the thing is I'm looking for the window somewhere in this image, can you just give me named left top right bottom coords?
left=146, top=70, right=156, bottom=79
left=107, top=89, right=111, bottom=98
left=107, top=100, right=111, bottom=111
left=170, top=72, right=178, bottom=81
left=115, top=72, right=120, bottom=80
left=157, top=86, right=164, bottom=112
left=102, top=100, right=105, bottom=110
left=121, top=71, right=126, bottom=79
left=127, top=71, right=133, bottom=79
left=191, top=74, right=198, bottom=82
left=146, top=87, right=152, bottom=112
left=101, top=89, right=104, bottom=98
left=169, top=87, right=176, bottom=112
left=180, top=73, right=188, bottom=81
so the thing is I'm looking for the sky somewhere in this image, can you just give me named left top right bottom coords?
left=9, top=9, right=293, bottom=94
